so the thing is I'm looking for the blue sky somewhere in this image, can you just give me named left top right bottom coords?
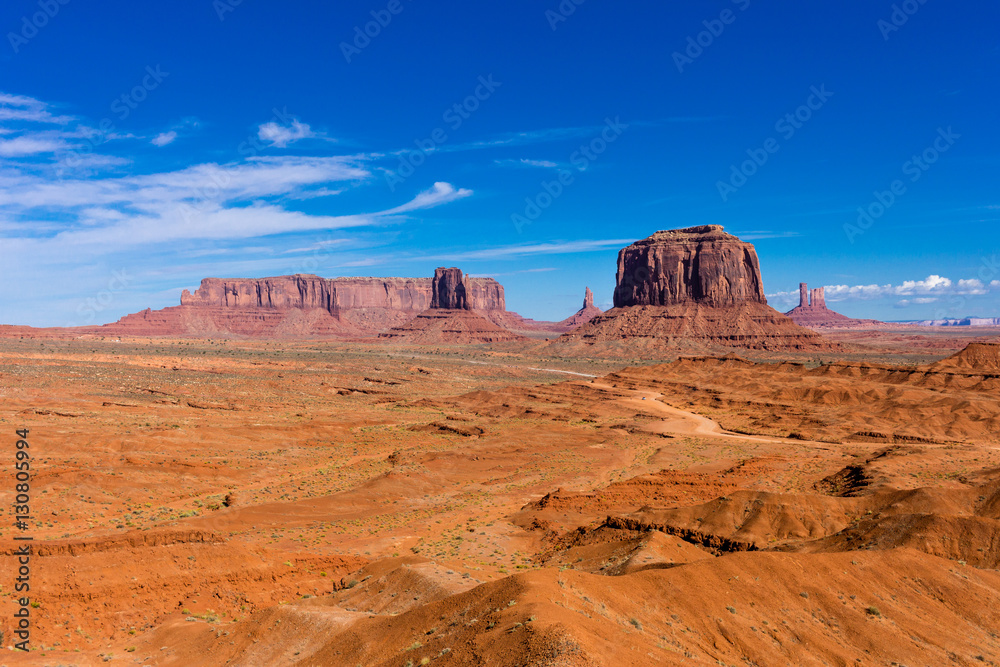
left=1, top=0, right=998, bottom=326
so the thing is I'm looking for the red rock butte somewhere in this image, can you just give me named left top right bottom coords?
left=785, top=282, right=884, bottom=329
left=554, top=226, right=835, bottom=352
left=613, top=225, right=766, bottom=308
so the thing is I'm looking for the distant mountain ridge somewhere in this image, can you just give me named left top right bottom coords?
left=908, top=317, right=1000, bottom=327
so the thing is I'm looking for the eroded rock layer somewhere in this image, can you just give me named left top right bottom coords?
left=557, top=303, right=833, bottom=352
left=379, top=309, right=527, bottom=344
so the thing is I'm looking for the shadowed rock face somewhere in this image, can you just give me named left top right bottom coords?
left=613, top=226, right=766, bottom=308
left=431, top=267, right=469, bottom=310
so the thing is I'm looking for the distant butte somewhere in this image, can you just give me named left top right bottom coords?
left=785, top=282, right=884, bottom=329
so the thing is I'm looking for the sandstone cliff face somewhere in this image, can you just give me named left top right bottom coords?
left=613, top=226, right=766, bottom=308
left=180, top=274, right=506, bottom=313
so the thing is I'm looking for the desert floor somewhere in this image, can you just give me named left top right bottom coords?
left=1, top=330, right=999, bottom=665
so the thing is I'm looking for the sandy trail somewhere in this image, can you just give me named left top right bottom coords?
left=588, top=381, right=839, bottom=449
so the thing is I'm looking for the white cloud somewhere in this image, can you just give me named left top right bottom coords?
left=381, top=182, right=472, bottom=215
left=258, top=119, right=314, bottom=148
left=957, top=278, right=987, bottom=294
left=0, top=154, right=473, bottom=252
left=897, top=275, right=951, bottom=293
left=151, top=131, right=177, bottom=147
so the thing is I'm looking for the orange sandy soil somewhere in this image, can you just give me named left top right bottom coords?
left=0, top=333, right=998, bottom=665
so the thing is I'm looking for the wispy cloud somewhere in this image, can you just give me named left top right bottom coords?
left=428, top=238, right=633, bottom=262
left=0, top=93, right=74, bottom=125
left=381, top=182, right=472, bottom=214
left=494, top=158, right=559, bottom=169
left=730, top=230, right=800, bottom=241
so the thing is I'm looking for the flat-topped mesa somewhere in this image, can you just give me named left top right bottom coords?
left=613, top=225, right=766, bottom=308
left=431, top=267, right=470, bottom=310
left=180, top=273, right=505, bottom=313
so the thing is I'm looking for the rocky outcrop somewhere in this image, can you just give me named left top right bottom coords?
left=552, top=227, right=835, bottom=353
left=785, top=283, right=883, bottom=329
left=431, top=268, right=469, bottom=310
left=379, top=309, right=527, bottom=344
left=556, top=287, right=604, bottom=332
left=613, top=226, right=766, bottom=308
left=929, top=342, right=1000, bottom=372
